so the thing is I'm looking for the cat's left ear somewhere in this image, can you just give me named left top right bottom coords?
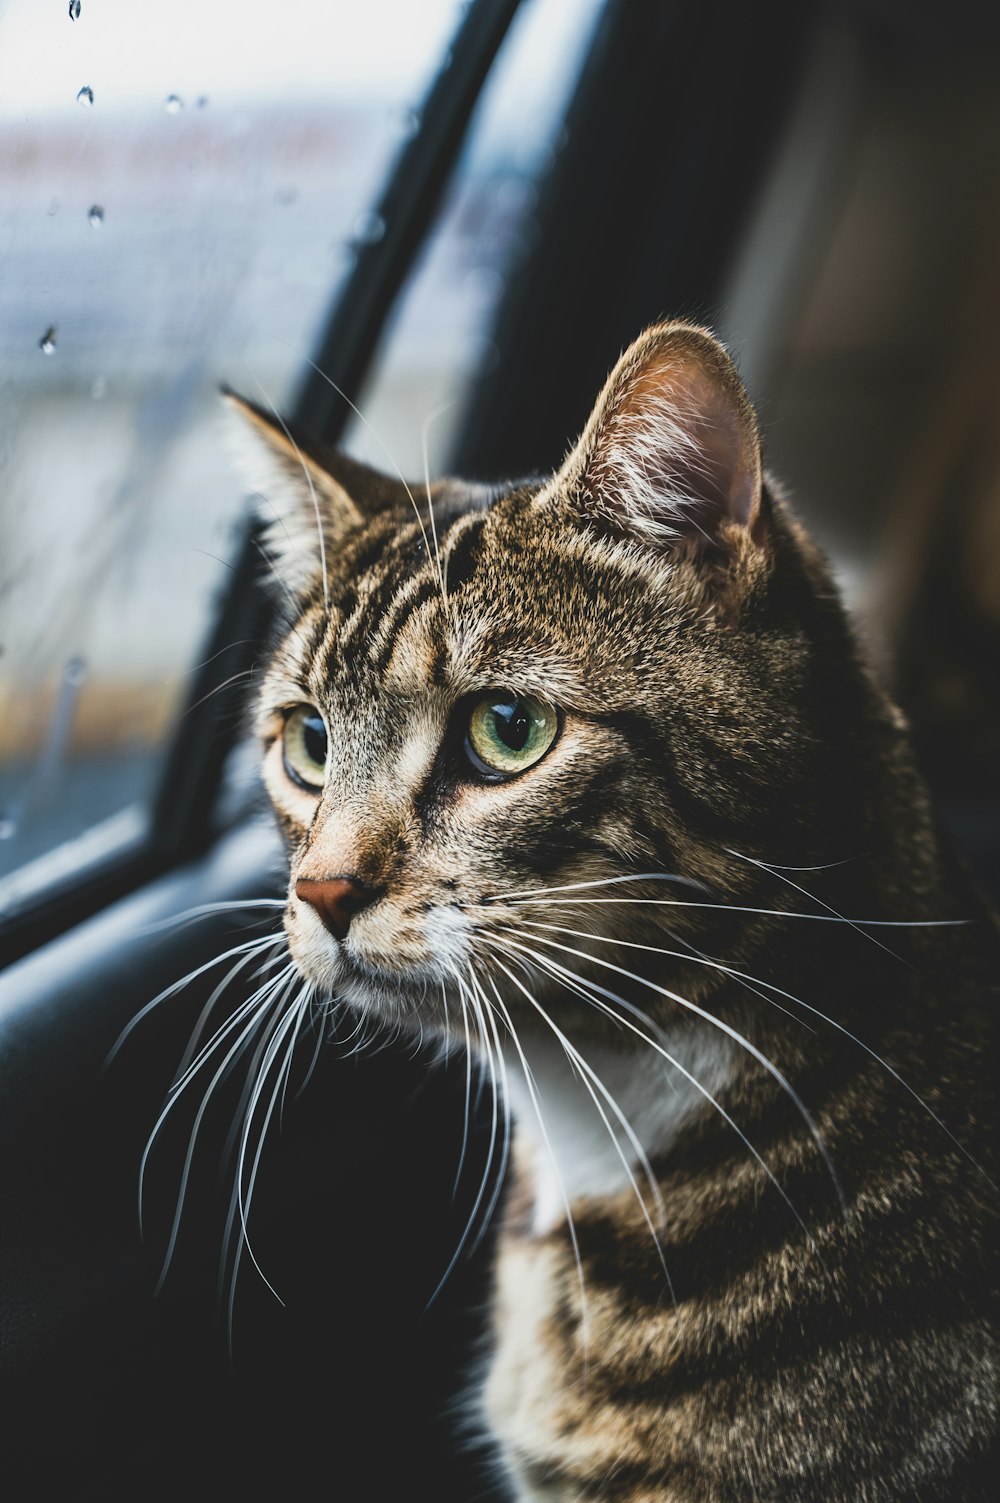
left=552, top=322, right=767, bottom=554
left=222, top=389, right=364, bottom=596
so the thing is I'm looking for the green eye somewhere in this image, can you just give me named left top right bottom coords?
left=282, top=704, right=329, bottom=790
left=466, top=693, right=558, bottom=778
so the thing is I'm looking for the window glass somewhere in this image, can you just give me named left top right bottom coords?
left=0, top=0, right=462, bottom=885
left=342, top=0, right=607, bottom=479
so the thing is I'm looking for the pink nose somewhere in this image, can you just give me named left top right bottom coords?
left=295, top=876, right=374, bottom=940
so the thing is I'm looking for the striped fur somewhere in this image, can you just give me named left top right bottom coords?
left=228, top=323, right=998, bottom=1500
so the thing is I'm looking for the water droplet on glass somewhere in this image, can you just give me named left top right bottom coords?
left=165, top=94, right=183, bottom=115
left=0, top=817, right=16, bottom=841
left=196, top=95, right=209, bottom=110
left=39, top=326, right=57, bottom=355
left=88, top=204, right=104, bottom=227
left=64, top=656, right=87, bottom=687
left=47, top=197, right=60, bottom=217
left=69, top=0, right=81, bottom=19
left=274, top=185, right=298, bottom=206
left=393, top=106, right=421, bottom=141
left=352, top=210, right=385, bottom=246
left=90, top=375, right=107, bottom=400
left=76, top=85, right=94, bottom=107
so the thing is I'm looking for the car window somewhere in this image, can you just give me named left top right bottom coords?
left=0, top=0, right=463, bottom=891
left=341, top=0, right=606, bottom=479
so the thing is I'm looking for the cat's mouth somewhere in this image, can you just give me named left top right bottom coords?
left=284, top=892, right=468, bottom=1023
left=337, top=947, right=432, bottom=997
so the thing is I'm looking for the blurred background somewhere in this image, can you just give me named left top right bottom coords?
left=1, top=0, right=999, bottom=903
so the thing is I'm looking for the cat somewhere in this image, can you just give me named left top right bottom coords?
left=224, top=322, right=998, bottom=1501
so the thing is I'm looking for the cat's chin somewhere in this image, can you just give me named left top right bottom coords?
left=286, top=937, right=455, bottom=1030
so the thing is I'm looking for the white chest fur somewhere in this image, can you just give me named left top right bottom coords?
left=500, top=1025, right=734, bottom=1235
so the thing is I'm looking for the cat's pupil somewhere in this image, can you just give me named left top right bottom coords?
left=493, top=701, right=530, bottom=752
left=302, top=712, right=327, bottom=765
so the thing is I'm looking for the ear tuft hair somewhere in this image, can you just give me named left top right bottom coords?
left=221, top=390, right=362, bottom=599
left=556, top=323, right=765, bottom=554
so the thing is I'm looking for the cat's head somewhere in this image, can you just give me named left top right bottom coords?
left=226, top=323, right=862, bottom=1036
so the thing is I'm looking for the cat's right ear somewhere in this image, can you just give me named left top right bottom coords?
left=222, top=389, right=363, bottom=597
left=547, top=322, right=767, bottom=559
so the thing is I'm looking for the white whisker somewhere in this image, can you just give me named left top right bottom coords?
left=487, top=943, right=676, bottom=1308
left=243, top=363, right=330, bottom=612
left=737, top=856, right=861, bottom=872
left=725, top=847, right=903, bottom=960
left=500, top=895, right=970, bottom=928
left=106, top=932, right=283, bottom=1069
left=421, top=398, right=457, bottom=622
left=453, top=982, right=475, bottom=1199
left=139, top=961, right=298, bottom=1242
left=517, top=919, right=811, bottom=1031
left=230, top=990, right=309, bottom=1314
left=491, top=872, right=706, bottom=901
left=152, top=969, right=300, bottom=1292
left=167, top=959, right=296, bottom=1101
left=520, top=919, right=994, bottom=1188
left=138, top=898, right=285, bottom=938
left=478, top=963, right=590, bottom=1361
left=172, top=666, right=259, bottom=725
left=500, top=925, right=844, bottom=1214
left=216, top=997, right=299, bottom=1311
left=293, top=996, right=329, bottom=1101
left=251, top=528, right=303, bottom=620
left=279, top=983, right=315, bottom=1129
left=282, top=346, right=444, bottom=609
left=425, top=969, right=507, bottom=1308
left=494, top=932, right=833, bottom=1273
left=466, top=966, right=513, bottom=1246
left=175, top=944, right=289, bottom=1081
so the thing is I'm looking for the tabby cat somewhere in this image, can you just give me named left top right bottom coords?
left=225, top=323, right=997, bottom=1501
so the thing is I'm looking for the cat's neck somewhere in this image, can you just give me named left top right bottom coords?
left=500, top=1024, right=735, bottom=1235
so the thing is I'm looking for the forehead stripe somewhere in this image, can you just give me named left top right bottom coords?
left=345, top=517, right=397, bottom=576
left=440, top=512, right=485, bottom=594
left=369, top=573, right=443, bottom=677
